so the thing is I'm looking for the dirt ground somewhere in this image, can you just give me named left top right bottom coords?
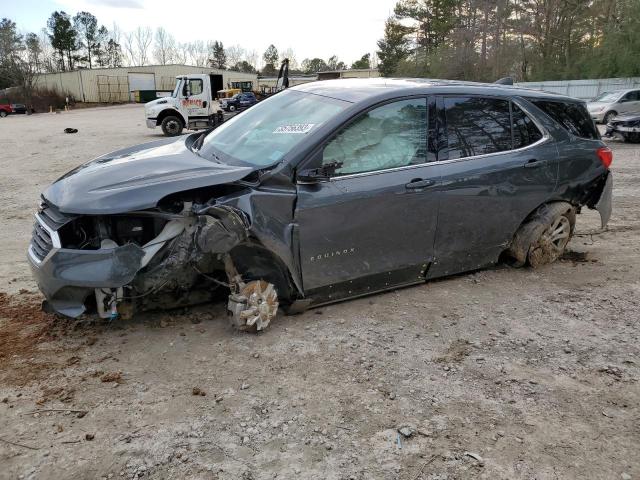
left=0, top=104, right=638, bottom=480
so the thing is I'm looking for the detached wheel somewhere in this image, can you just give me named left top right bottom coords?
left=161, top=115, right=183, bottom=136
left=603, top=111, right=617, bottom=124
left=528, top=208, right=575, bottom=267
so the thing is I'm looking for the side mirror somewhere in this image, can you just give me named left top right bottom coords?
left=297, top=161, right=343, bottom=183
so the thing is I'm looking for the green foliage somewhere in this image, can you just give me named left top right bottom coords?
left=377, top=18, right=412, bottom=76
left=47, top=11, right=76, bottom=71
left=210, top=40, right=226, bottom=69
left=301, top=57, right=329, bottom=73
left=351, top=53, right=371, bottom=69
left=233, top=60, right=257, bottom=74
left=0, top=18, right=24, bottom=89
left=378, top=0, right=640, bottom=82
left=263, top=44, right=278, bottom=66
left=73, top=11, right=98, bottom=68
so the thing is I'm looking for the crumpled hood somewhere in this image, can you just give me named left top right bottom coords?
left=43, top=136, right=255, bottom=214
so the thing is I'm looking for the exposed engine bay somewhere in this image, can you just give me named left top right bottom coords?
left=29, top=196, right=286, bottom=332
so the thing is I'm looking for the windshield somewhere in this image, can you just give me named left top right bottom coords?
left=593, top=91, right=621, bottom=102
left=200, top=90, right=350, bottom=166
left=171, top=79, right=181, bottom=98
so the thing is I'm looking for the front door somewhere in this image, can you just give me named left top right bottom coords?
left=181, top=77, right=209, bottom=118
left=295, top=97, right=440, bottom=301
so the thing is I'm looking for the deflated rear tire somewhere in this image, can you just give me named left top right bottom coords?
left=507, top=202, right=576, bottom=268
left=161, top=115, right=183, bottom=136
left=527, top=210, right=574, bottom=267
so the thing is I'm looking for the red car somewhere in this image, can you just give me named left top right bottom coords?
left=0, top=104, right=12, bottom=117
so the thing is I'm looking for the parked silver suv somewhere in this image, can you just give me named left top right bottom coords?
left=587, top=89, right=640, bottom=124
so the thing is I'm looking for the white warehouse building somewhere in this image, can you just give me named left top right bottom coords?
left=35, top=64, right=258, bottom=103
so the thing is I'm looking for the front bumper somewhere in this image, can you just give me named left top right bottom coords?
left=146, top=117, right=157, bottom=129
left=590, top=111, right=605, bottom=123
left=28, top=220, right=145, bottom=317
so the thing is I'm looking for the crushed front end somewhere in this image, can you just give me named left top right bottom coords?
left=604, top=114, right=640, bottom=143
left=27, top=197, right=281, bottom=331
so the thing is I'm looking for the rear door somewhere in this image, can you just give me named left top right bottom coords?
left=618, top=90, right=640, bottom=114
left=295, top=97, right=440, bottom=298
left=430, top=96, right=558, bottom=277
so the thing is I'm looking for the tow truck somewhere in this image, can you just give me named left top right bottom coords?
left=145, top=60, right=290, bottom=136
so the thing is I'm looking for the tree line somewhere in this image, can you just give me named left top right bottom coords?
left=376, top=0, right=640, bottom=82
left=1, top=9, right=378, bottom=91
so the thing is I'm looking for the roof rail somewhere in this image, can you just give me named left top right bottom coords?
left=494, top=77, right=514, bottom=85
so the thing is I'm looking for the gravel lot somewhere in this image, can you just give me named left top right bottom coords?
left=0, top=104, right=639, bottom=480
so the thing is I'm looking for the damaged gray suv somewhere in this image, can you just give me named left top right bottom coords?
left=29, top=78, right=613, bottom=332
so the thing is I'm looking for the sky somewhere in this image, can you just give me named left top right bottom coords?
left=2, top=0, right=398, bottom=66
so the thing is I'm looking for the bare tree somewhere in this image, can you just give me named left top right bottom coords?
left=188, top=40, right=208, bottom=66
left=134, top=26, right=152, bottom=65
left=280, top=48, right=297, bottom=70
left=123, top=31, right=136, bottom=65
left=225, top=44, right=244, bottom=67
left=153, top=27, right=175, bottom=65
left=174, top=42, right=190, bottom=64
left=244, top=49, right=259, bottom=71
left=39, top=28, right=56, bottom=73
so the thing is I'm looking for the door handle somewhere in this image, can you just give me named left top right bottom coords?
left=523, top=158, right=547, bottom=168
left=405, top=178, right=435, bottom=189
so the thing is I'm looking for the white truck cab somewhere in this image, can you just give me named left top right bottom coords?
left=145, top=74, right=225, bottom=136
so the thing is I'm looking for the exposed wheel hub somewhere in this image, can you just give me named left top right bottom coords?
left=227, top=280, right=279, bottom=332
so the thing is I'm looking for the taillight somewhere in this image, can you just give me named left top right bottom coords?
left=597, top=146, right=613, bottom=169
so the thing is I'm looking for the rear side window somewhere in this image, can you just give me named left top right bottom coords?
left=444, top=97, right=512, bottom=159
left=512, top=103, right=543, bottom=148
left=531, top=100, right=598, bottom=139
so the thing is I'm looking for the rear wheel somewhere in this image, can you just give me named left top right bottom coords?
left=161, top=115, right=183, bottom=136
left=528, top=211, right=573, bottom=267
left=603, top=111, right=617, bottom=124
left=507, top=202, right=576, bottom=268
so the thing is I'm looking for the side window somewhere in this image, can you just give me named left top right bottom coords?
left=445, top=97, right=512, bottom=159
left=183, top=79, right=203, bottom=96
left=532, top=100, right=598, bottom=139
left=512, top=103, right=543, bottom=148
left=322, top=99, right=427, bottom=176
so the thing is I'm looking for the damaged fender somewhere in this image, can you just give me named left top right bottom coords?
left=593, top=173, right=613, bottom=229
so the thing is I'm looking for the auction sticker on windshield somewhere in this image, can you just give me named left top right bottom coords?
left=273, top=124, right=315, bottom=134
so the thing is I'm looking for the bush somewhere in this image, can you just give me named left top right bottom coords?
left=0, top=87, right=72, bottom=113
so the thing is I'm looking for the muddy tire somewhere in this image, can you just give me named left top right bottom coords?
left=603, top=111, right=617, bottom=124
left=161, top=115, right=183, bottom=136
left=507, top=202, right=576, bottom=268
